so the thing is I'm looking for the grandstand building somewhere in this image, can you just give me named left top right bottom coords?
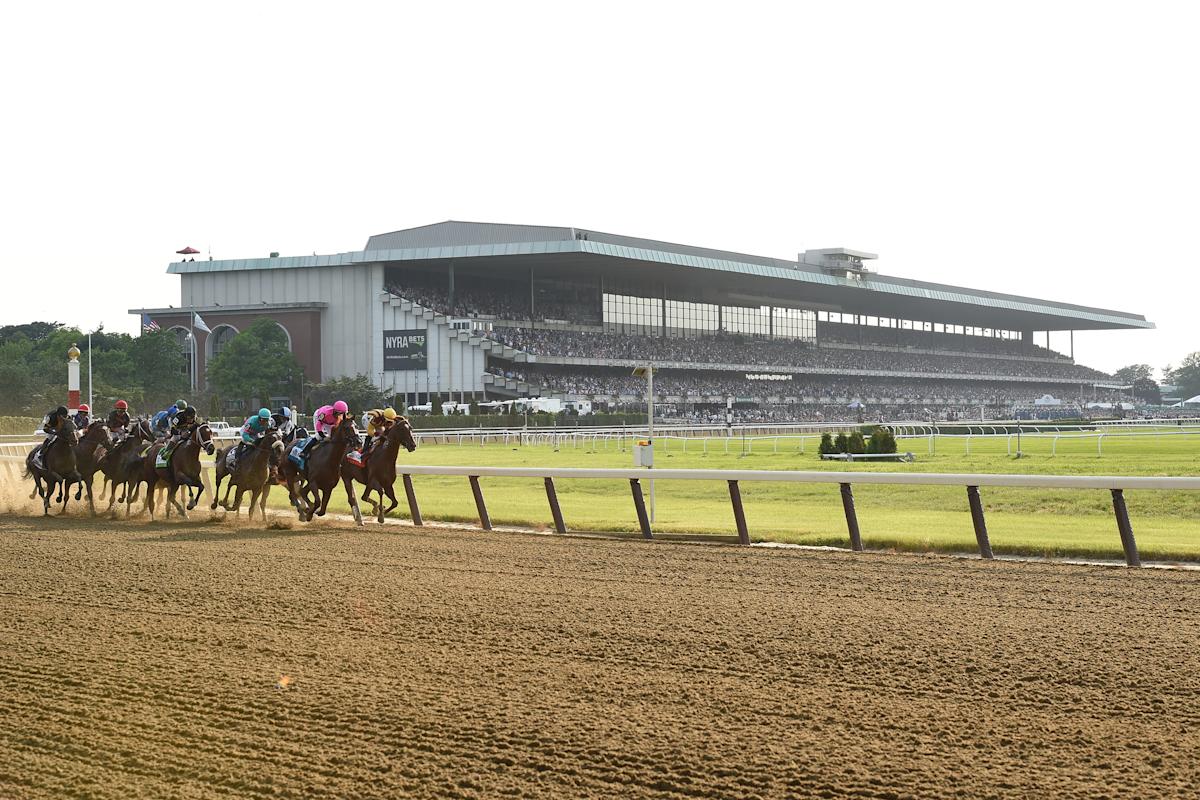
left=133, top=221, right=1153, bottom=419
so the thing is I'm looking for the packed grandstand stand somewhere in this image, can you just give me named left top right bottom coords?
left=384, top=280, right=1125, bottom=421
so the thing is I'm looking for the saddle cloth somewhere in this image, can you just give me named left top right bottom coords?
left=224, top=448, right=239, bottom=471
left=154, top=444, right=176, bottom=469
left=288, top=437, right=314, bottom=469
left=346, top=450, right=366, bottom=468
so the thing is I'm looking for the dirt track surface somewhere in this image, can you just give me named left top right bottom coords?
left=1, top=514, right=1198, bottom=799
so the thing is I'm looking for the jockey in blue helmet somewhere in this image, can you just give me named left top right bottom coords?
left=234, top=408, right=274, bottom=464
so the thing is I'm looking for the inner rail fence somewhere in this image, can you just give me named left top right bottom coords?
left=385, top=465, right=1200, bottom=568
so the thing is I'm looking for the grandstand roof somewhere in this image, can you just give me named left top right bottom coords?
left=168, top=220, right=1153, bottom=332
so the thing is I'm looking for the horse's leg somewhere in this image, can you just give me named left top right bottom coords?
left=231, top=486, right=247, bottom=515
left=98, top=476, right=108, bottom=501
left=343, top=475, right=364, bottom=526
left=211, top=471, right=225, bottom=510
left=382, top=481, right=400, bottom=519
left=317, top=484, right=335, bottom=518
left=170, top=486, right=188, bottom=518
left=245, top=488, right=260, bottom=520
left=258, top=484, right=270, bottom=518
left=81, top=472, right=95, bottom=515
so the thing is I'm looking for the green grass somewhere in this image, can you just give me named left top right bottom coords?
left=262, top=430, right=1200, bottom=562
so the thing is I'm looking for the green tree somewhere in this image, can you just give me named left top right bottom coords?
left=207, top=319, right=302, bottom=408
left=130, top=330, right=189, bottom=411
left=1165, top=353, right=1200, bottom=398
left=305, top=374, right=386, bottom=414
left=0, top=321, right=62, bottom=345
left=1113, top=364, right=1153, bottom=384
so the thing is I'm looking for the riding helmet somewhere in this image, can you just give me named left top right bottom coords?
left=258, top=408, right=271, bottom=419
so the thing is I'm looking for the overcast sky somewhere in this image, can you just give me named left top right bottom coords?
left=1, top=1, right=1194, bottom=376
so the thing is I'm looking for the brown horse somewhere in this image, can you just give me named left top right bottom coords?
left=99, top=419, right=155, bottom=513
left=340, top=416, right=418, bottom=525
left=24, top=421, right=81, bottom=516
left=211, top=428, right=283, bottom=518
left=280, top=416, right=358, bottom=522
left=143, top=423, right=215, bottom=519
left=71, top=421, right=112, bottom=514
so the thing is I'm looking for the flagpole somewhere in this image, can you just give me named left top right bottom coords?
left=88, top=332, right=93, bottom=410
left=190, top=311, right=197, bottom=394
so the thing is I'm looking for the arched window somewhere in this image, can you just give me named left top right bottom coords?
left=270, top=321, right=293, bottom=351
left=207, top=325, right=239, bottom=361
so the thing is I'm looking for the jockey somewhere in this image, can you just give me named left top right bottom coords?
left=107, top=400, right=131, bottom=437
left=34, top=406, right=72, bottom=463
left=312, top=400, right=349, bottom=439
left=167, top=404, right=198, bottom=447
left=301, top=400, right=348, bottom=457
left=271, top=406, right=295, bottom=442
left=72, top=403, right=92, bottom=431
left=234, top=408, right=274, bottom=463
left=152, top=401, right=181, bottom=437
left=363, top=407, right=398, bottom=456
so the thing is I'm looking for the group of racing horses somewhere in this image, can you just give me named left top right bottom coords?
left=24, top=406, right=418, bottom=525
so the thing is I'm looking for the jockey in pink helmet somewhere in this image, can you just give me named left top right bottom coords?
left=312, top=400, right=349, bottom=438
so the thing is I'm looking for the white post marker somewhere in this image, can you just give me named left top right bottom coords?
left=632, top=363, right=655, bottom=522
left=67, top=343, right=81, bottom=411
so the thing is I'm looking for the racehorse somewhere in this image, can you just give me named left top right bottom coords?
left=24, top=421, right=81, bottom=516
left=143, top=423, right=215, bottom=519
left=98, top=418, right=155, bottom=513
left=211, top=428, right=283, bottom=519
left=340, top=416, right=418, bottom=525
left=280, top=415, right=358, bottom=522
left=71, top=421, right=112, bottom=514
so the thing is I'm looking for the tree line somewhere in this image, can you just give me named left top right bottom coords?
left=0, top=319, right=391, bottom=418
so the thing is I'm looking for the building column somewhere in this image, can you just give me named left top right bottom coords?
left=448, top=261, right=455, bottom=313
left=529, top=266, right=535, bottom=320
left=661, top=282, right=667, bottom=337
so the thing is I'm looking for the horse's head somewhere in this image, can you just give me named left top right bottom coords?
left=266, top=429, right=285, bottom=462
left=83, top=421, right=110, bottom=443
left=333, top=415, right=358, bottom=442
left=389, top=415, right=418, bottom=453
left=194, top=423, right=215, bottom=456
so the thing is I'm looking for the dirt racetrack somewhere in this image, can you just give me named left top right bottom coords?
left=1, top=512, right=1198, bottom=799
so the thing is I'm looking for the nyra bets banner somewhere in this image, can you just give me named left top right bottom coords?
left=383, top=329, right=428, bottom=370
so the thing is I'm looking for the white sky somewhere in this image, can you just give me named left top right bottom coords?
left=1, top=1, right=1195, bottom=376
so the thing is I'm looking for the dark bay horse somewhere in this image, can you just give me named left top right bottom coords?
left=211, top=429, right=283, bottom=519
left=72, top=421, right=112, bottom=514
left=99, top=419, right=155, bottom=513
left=25, top=421, right=81, bottom=516
left=280, top=416, right=358, bottom=522
left=143, top=423, right=215, bottom=519
left=340, top=416, right=417, bottom=525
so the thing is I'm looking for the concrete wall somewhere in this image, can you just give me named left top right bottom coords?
left=181, top=263, right=382, bottom=380
left=377, top=300, right=486, bottom=398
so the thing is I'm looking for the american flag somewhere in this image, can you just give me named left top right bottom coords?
left=142, top=314, right=161, bottom=333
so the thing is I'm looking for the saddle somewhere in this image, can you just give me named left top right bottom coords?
left=224, top=447, right=240, bottom=471
left=345, top=449, right=366, bottom=468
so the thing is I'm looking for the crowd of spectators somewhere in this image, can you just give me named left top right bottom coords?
left=495, top=365, right=1124, bottom=409
left=485, top=328, right=1109, bottom=381
left=386, top=276, right=601, bottom=323
left=818, top=321, right=1069, bottom=361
